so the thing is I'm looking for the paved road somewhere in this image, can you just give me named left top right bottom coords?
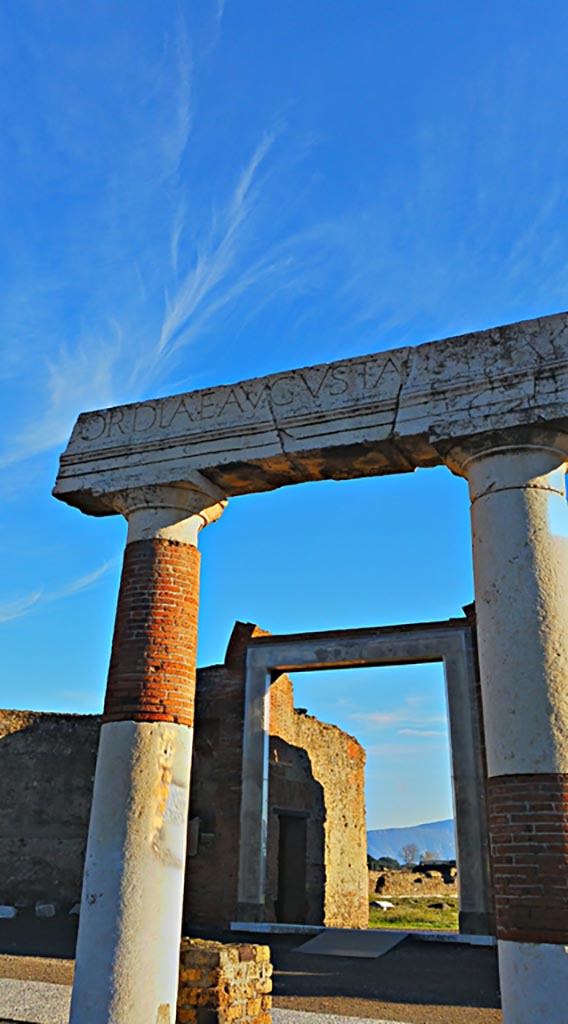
left=0, top=932, right=503, bottom=1024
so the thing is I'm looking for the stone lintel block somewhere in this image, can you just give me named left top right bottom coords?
left=55, top=311, right=568, bottom=515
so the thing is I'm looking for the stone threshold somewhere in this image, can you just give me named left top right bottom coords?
left=230, top=923, right=496, bottom=946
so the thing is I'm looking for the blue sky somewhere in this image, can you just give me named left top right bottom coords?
left=1, top=1, right=567, bottom=828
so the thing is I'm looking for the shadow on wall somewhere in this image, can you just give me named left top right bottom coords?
left=266, top=737, right=326, bottom=926
left=0, top=711, right=100, bottom=956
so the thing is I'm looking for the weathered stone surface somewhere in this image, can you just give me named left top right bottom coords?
left=54, top=311, right=568, bottom=513
left=177, top=940, right=272, bottom=1024
left=371, top=869, right=458, bottom=896
left=0, top=711, right=99, bottom=906
left=0, top=623, right=369, bottom=931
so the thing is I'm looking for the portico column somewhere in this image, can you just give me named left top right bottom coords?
left=450, top=435, right=568, bottom=1024
left=69, top=484, right=226, bottom=1024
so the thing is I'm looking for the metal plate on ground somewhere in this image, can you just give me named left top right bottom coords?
left=295, top=929, right=408, bottom=958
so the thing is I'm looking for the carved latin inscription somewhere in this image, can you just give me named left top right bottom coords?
left=55, top=311, right=568, bottom=511
left=74, top=354, right=408, bottom=447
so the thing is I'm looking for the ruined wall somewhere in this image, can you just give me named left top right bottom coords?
left=184, top=624, right=368, bottom=929
left=0, top=622, right=367, bottom=932
left=370, top=868, right=458, bottom=897
left=268, top=673, right=368, bottom=928
left=182, top=623, right=271, bottom=927
left=0, top=711, right=100, bottom=908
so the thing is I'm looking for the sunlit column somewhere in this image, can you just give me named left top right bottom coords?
left=450, top=433, right=568, bottom=1024
left=70, top=484, right=226, bottom=1024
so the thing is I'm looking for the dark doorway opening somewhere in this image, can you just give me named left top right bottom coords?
left=276, top=812, right=308, bottom=924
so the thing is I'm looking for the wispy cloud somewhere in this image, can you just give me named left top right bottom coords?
left=398, top=728, right=446, bottom=737
left=0, top=334, right=121, bottom=471
left=349, top=708, right=446, bottom=729
left=0, top=593, right=42, bottom=624
left=46, top=561, right=115, bottom=602
left=161, top=11, right=193, bottom=177
left=157, top=129, right=281, bottom=359
left=214, top=0, right=227, bottom=27
left=366, top=741, right=446, bottom=758
left=0, top=560, right=115, bottom=625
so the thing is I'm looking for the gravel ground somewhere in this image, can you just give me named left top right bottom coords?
left=0, top=1001, right=410, bottom=1024
left=0, top=932, right=503, bottom=1024
left=0, top=979, right=70, bottom=1024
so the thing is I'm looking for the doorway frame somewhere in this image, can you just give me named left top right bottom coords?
left=236, top=620, right=493, bottom=935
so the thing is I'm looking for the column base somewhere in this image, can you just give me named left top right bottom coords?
left=236, top=902, right=266, bottom=924
left=459, top=909, right=495, bottom=936
left=498, top=939, right=568, bottom=1024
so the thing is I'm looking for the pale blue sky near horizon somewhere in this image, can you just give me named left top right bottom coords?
left=1, top=1, right=567, bottom=828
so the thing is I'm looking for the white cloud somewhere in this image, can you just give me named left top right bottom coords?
left=0, top=593, right=42, bottom=624
left=0, top=560, right=115, bottom=626
left=349, top=708, right=446, bottom=729
left=46, top=560, right=117, bottom=602
left=157, top=129, right=281, bottom=359
left=398, top=728, right=446, bottom=737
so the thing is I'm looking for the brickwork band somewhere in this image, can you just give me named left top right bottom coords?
left=488, top=773, right=568, bottom=944
left=103, top=537, right=200, bottom=727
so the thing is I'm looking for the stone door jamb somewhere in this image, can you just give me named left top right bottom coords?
left=235, top=622, right=492, bottom=936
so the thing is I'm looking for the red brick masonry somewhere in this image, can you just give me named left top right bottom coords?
left=488, top=773, right=568, bottom=944
left=103, top=538, right=200, bottom=727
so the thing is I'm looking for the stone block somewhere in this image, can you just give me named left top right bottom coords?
left=177, top=940, right=272, bottom=1024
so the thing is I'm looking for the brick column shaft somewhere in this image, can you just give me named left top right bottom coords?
left=103, top=538, right=200, bottom=727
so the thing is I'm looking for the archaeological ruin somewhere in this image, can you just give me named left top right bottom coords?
left=0, top=621, right=367, bottom=938
left=49, top=310, right=568, bottom=1024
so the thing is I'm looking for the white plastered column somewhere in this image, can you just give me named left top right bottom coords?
left=70, top=483, right=226, bottom=1024
left=451, top=435, right=568, bottom=1024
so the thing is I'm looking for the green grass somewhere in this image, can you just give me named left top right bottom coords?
left=368, top=896, right=459, bottom=932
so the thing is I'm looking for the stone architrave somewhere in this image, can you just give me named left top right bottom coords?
left=55, top=311, right=568, bottom=510
left=54, top=310, right=568, bottom=1024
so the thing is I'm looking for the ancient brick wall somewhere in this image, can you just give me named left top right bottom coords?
left=182, top=623, right=271, bottom=927
left=370, top=868, right=458, bottom=897
left=0, top=621, right=367, bottom=932
left=0, top=711, right=100, bottom=907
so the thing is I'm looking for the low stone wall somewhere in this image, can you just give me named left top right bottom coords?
left=370, top=869, right=458, bottom=897
left=177, top=939, right=272, bottom=1024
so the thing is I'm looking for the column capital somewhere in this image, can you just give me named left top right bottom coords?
left=110, top=476, right=227, bottom=545
left=441, top=427, right=568, bottom=496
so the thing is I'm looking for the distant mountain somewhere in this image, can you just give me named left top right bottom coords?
left=367, top=818, right=455, bottom=862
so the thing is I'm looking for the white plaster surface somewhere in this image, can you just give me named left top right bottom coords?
left=498, top=939, right=568, bottom=1024
left=465, top=445, right=568, bottom=776
left=54, top=311, right=568, bottom=514
left=69, top=720, right=193, bottom=1024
